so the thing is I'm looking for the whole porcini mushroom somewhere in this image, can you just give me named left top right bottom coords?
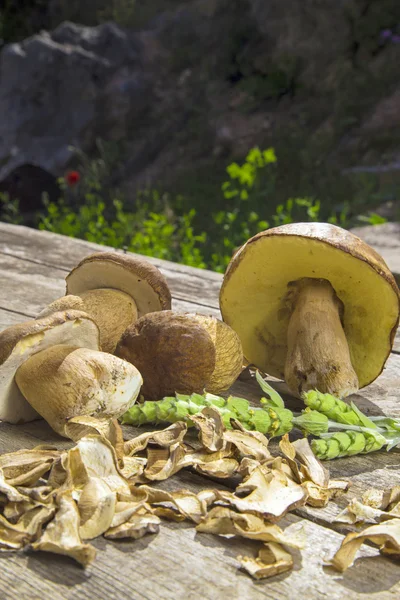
left=15, top=345, right=142, bottom=437
left=38, top=252, right=172, bottom=353
left=0, top=311, right=100, bottom=424
left=219, top=223, right=400, bottom=399
left=115, top=311, right=243, bottom=399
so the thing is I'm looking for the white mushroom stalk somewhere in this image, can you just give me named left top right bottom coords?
left=15, top=345, right=143, bottom=438
left=284, top=278, right=359, bottom=398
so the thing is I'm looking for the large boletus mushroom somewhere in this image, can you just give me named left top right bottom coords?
left=115, top=311, right=243, bottom=399
left=0, top=311, right=100, bottom=424
left=15, top=345, right=142, bottom=437
left=219, top=223, right=400, bottom=399
left=38, top=252, right=171, bottom=353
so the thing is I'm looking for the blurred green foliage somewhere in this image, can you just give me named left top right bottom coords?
left=0, top=143, right=388, bottom=273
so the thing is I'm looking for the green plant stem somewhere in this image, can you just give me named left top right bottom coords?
left=122, top=392, right=294, bottom=437
left=121, top=373, right=400, bottom=460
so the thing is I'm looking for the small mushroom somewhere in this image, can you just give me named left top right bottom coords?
left=220, top=223, right=400, bottom=399
left=115, top=311, right=243, bottom=399
left=15, top=345, right=142, bottom=437
left=38, top=252, right=172, bottom=353
left=0, top=311, right=100, bottom=424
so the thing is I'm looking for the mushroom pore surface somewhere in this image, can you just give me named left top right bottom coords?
left=220, top=224, right=399, bottom=394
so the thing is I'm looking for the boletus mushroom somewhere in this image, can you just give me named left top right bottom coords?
left=15, top=345, right=142, bottom=437
left=219, top=223, right=400, bottom=399
left=37, top=252, right=171, bottom=353
left=115, top=311, right=243, bottom=399
left=0, top=310, right=100, bottom=424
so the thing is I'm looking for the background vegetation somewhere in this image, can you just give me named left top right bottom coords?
left=1, top=141, right=391, bottom=272
left=0, top=1, right=399, bottom=272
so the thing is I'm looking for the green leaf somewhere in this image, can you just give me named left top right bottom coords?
left=255, top=371, right=285, bottom=408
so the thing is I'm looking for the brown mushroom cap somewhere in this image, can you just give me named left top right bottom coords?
left=0, top=311, right=100, bottom=424
left=66, top=252, right=171, bottom=317
left=220, top=223, right=400, bottom=389
left=115, top=311, right=216, bottom=399
left=15, top=345, right=143, bottom=437
left=37, top=296, right=85, bottom=317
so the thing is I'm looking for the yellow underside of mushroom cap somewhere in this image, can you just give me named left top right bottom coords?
left=220, top=235, right=399, bottom=389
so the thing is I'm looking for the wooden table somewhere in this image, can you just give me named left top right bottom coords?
left=0, top=221, right=399, bottom=600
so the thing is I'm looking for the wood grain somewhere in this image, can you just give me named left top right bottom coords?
left=1, top=223, right=400, bottom=598
left=0, top=419, right=399, bottom=600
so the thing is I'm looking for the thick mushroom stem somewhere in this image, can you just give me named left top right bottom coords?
left=284, top=278, right=359, bottom=399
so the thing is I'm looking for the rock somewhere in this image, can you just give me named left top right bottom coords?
left=0, top=21, right=151, bottom=181
left=0, top=164, right=60, bottom=218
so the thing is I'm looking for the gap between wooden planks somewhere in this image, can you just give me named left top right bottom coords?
left=0, top=417, right=399, bottom=600
left=0, top=224, right=400, bottom=598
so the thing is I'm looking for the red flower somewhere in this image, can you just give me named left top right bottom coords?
left=65, top=170, right=80, bottom=186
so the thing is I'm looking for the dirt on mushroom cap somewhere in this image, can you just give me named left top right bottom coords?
left=220, top=223, right=400, bottom=390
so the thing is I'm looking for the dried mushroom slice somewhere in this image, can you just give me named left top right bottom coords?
left=0, top=447, right=60, bottom=486
left=0, top=310, right=100, bottom=424
left=78, top=477, right=116, bottom=540
left=196, top=507, right=306, bottom=548
left=190, top=407, right=226, bottom=452
left=0, top=505, right=55, bottom=550
left=32, top=491, right=96, bottom=567
left=330, top=518, right=400, bottom=572
left=124, top=422, right=188, bottom=456
left=220, top=223, right=400, bottom=398
left=216, top=465, right=307, bottom=521
left=104, top=512, right=160, bottom=540
left=239, top=543, right=294, bottom=580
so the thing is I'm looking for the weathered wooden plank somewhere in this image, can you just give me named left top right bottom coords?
left=0, top=420, right=398, bottom=600
left=0, top=254, right=220, bottom=319
left=1, top=512, right=398, bottom=600
left=0, top=223, right=222, bottom=308
left=0, top=307, right=28, bottom=330
left=1, top=222, right=400, bottom=580
left=393, top=327, right=400, bottom=354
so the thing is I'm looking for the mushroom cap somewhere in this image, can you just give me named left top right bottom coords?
left=115, top=311, right=216, bottom=400
left=220, top=223, right=400, bottom=389
left=15, top=345, right=143, bottom=437
left=37, top=296, right=85, bottom=318
left=190, top=314, right=243, bottom=393
left=66, top=252, right=171, bottom=317
left=0, top=310, right=100, bottom=424
left=37, top=290, right=138, bottom=354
